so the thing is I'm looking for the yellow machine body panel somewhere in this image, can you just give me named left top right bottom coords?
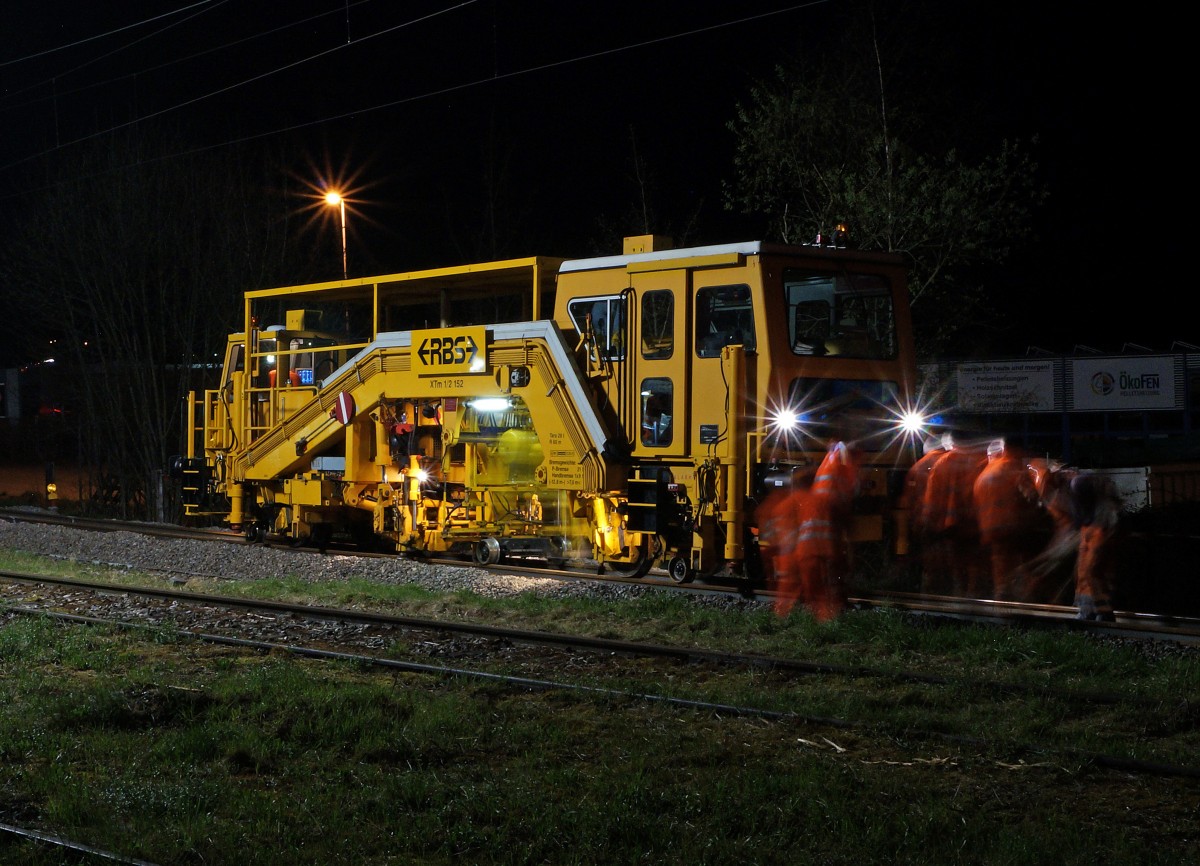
left=181, top=237, right=920, bottom=583
left=546, top=238, right=919, bottom=576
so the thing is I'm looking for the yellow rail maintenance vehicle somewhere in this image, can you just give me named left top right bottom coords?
left=177, top=234, right=927, bottom=587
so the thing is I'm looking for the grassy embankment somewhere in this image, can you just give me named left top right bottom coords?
left=1, top=548, right=1198, bottom=865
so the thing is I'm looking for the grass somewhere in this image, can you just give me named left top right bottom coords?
left=1, top=548, right=1199, bottom=864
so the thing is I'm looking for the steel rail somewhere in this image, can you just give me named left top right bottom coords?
left=0, top=820, right=162, bottom=866
left=4, top=509, right=1199, bottom=644
left=0, top=570, right=1182, bottom=709
left=7, top=602, right=1199, bottom=782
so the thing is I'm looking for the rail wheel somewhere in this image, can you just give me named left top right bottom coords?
left=667, top=555, right=693, bottom=584
left=473, top=536, right=503, bottom=566
left=604, top=544, right=652, bottom=579
left=545, top=537, right=570, bottom=568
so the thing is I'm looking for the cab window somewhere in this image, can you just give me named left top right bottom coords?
left=568, top=296, right=625, bottom=361
left=254, top=337, right=277, bottom=386
left=641, top=290, right=673, bottom=360
left=784, top=270, right=896, bottom=359
left=696, top=284, right=755, bottom=358
left=640, top=377, right=673, bottom=447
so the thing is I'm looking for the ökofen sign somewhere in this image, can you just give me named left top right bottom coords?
left=1071, top=356, right=1177, bottom=411
left=957, top=361, right=1055, bottom=413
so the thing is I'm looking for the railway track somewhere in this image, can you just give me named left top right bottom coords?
left=3, top=507, right=1198, bottom=645
left=2, top=567, right=1197, bottom=782
left=0, top=508, right=245, bottom=543
left=4, top=511, right=1199, bottom=856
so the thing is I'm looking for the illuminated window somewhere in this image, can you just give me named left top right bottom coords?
left=640, top=378, right=673, bottom=447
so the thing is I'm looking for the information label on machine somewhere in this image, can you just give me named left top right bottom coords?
left=546, top=461, right=585, bottom=489
left=413, top=326, right=487, bottom=376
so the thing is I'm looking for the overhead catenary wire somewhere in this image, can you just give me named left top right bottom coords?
left=0, top=2, right=824, bottom=191
left=0, top=0, right=338, bottom=110
left=0, top=1, right=483, bottom=173
left=0, top=0, right=217, bottom=69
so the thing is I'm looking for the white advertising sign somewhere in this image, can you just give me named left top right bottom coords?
left=1071, top=356, right=1177, bottom=411
left=956, top=361, right=1055, bottom=413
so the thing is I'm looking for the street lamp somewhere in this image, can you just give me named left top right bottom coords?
left=324, top=190, right=347, bottom=279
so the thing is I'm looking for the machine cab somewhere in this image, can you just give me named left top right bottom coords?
left=553, top=235, right=917, bottom=470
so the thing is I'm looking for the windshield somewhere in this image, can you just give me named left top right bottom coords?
left=784, top=270, right=896, bottom=359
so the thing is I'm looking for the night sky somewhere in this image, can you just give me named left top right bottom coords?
left=0, top=1, right=1186, bottom=357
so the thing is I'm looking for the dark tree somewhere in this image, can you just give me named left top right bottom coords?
left=0, top=131, right=303, bottom=519
left=723, top=3, right=1047, bottom=356
left=588, top=126, right=706, bottom=257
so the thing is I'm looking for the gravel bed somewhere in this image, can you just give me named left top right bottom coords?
left=0, top=511, right=764, bottom=611
left=2, top=513, right=1192, bottom=664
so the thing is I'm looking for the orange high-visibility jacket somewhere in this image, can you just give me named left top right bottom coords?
left=973, top=451, right=1037, bottom=543
left=923, top=447, right=986, bottom=534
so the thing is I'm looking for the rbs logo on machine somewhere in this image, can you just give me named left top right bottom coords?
left=414, top=326, right=487, bottom=374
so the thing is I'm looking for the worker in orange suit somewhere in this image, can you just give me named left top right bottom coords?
left=813, top=440, right=858, bottom=513
left=1024, top=459, right=1079, bottom=603
left=972, top=439, right=1041, bottom=601
left=922, top=437, right=987, bottom=597
left=902, top=433, right=952, bottom=594
left=790, top=472, right=841, bottom=621
left=807, top=440, right=860, bottom=618
left=1069, top=472, right=1121, bottom=621
left=759, top=481, right=800, bottom=614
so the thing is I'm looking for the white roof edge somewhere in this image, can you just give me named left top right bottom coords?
left=559, top=241, right=765, bottom=273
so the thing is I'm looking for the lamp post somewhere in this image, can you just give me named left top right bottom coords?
left=324, top=190, right=347, bottom=279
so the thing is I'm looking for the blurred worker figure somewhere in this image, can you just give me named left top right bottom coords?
left=794, top=472, right=841, bottom=621
left=807, top=439, right=861, bottom=619
left=972, top=439, right=1042, bottom=601
left=902, top=433, right=952, bottom=594
left=922, top=436, right=988, bottom=597
left=1069, top=472, right=1122, bottom=621
left=767, top=441, right=859, bottom=622
left=769, top=469, right=834, bottom=618
left=759, top=479, right=801, bottom=615
left=1024, top=459, right=1079, bottom=603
